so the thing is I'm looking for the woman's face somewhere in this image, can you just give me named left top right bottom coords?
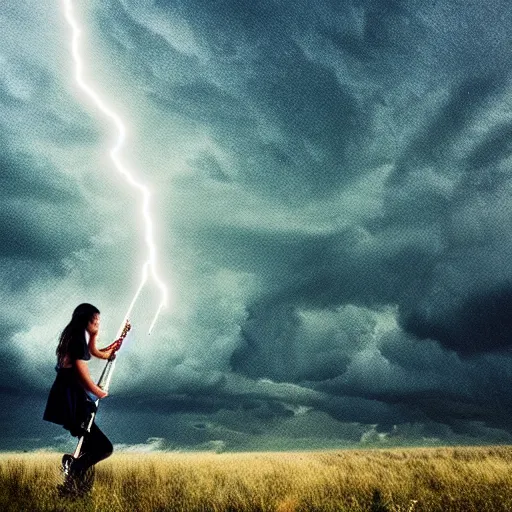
left=86, top=313, right=100, bottom=335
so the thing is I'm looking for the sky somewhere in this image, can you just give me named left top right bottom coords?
left=3, top=0, right=512, bottom=452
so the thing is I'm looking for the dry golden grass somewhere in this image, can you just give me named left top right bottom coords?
left=1, top=446, right=512, bottom=511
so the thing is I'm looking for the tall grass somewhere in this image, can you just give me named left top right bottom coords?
left=1, top=446, right=512, bottom=511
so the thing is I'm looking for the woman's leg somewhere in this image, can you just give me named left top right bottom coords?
left=78, top=422, right=113, bottom=468
left=61, top=423, right=113, bottom=496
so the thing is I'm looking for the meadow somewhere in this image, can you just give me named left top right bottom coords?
left=1, top=446, right=512, bottom=511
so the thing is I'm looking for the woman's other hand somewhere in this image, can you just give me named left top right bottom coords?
left=96, top=387, right=108, bottom=399
left=86, top=313, right=100, bottom=335
left=98, top=339, right=122, bottom=359
left=105, top=349, right=117, bottom=360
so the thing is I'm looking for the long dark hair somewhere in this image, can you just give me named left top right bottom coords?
left=56, top=303, right=100, bottom=366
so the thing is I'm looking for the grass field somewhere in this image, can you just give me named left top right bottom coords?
left=1, top=446, right=512, bottom=511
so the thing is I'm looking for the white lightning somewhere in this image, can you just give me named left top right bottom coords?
left=63, top=0, right=168, bottom=335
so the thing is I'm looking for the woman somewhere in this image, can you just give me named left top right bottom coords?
left=43, top=303, right=120, bottom=497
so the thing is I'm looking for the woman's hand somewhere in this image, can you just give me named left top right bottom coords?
left=98, top=339, right=122, bottom=359
left=103, top=348, right=117, bottom=360
left=86, top=314, right=100, bottom=335
left=96, top=388, right=108, bottom=399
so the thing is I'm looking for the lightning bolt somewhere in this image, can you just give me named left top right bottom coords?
left=63, top=0, right=168, bottom=335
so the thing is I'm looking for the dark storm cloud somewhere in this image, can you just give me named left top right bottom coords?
left=0, top=142, right=91, bottom=264
left=0, top=322, right=27, bottom=394
left=95, top=0, right=388, bottom=200
left=191, top=70, right=512, bottom=362
left=1, top=149, right=78, bottom=204
left=402, top=288, right=512, bottom=355
left=0, top=56, right=101, bottom=146
left=6, top=0, right=512, bottom=451
left=105, top=0, right=512, bottom=435
left=231, top=301, right=373, bottom=383
left=109, top=374, right=406, bottom=442
left=383, top=74, right=512, bottom=355
left=111, top=0, right=512, bottom=367
left=0, top=45, right=107, bottom=393
left=177, top=222, right=395, bottom=309
left=354, top=330, right=512, bottom=432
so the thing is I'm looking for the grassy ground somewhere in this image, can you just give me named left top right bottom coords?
left=1, top=446, right=512, bottom=511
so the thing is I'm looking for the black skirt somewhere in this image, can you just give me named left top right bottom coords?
left=43, top=367, right=97, bottom=437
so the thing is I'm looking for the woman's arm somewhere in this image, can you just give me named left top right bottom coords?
left=88, top=332, right=115, bottom=360
left=75, top=360, right=108, bottom=399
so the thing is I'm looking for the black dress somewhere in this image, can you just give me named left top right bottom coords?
left=43, top=334, right=97, bottom=437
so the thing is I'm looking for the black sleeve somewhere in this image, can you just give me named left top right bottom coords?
left=68, top=335, right=91, bottom=362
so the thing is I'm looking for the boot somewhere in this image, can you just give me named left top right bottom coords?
left=58, top=454, right=95, bottom=498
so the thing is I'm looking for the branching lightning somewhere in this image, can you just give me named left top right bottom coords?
left=63, top=0, right=168, bottom=335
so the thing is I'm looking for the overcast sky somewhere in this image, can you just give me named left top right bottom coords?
left=3, top=0, right=512, bottom=452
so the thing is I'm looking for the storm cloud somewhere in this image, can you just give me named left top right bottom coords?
left=2, top=0, right=512, bottom=450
